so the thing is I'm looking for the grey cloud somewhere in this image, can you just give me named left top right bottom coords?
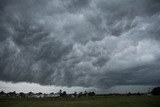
left=64, top=0, right=91, bottom=13
left=92, top=56, right=109, bottom=67
left=0, top=0, right=160, bottom=89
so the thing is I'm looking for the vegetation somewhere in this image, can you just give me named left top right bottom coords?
left=151, top=87, right=160, bottom=96
left=0, top=90, right=96, bottom=98
left=0, top=87, right=160, bottom=107
left=0, top=96, right=160, bottom=107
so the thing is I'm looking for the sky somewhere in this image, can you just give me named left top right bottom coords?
left=0, top=0, right=160, bottom=94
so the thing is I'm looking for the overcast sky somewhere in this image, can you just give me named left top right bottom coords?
left=0, top=0, right=160, bottom=93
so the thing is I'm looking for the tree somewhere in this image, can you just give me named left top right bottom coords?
left=62, top=91, right=67, bottom=97
left=6, top=91, right=17, bottom=97
left=73, top=92, right=77, bottom=96
left=0, top=91, right=5, bottom=95
left=59, top=90, right=62, bottom=94
left=59, top=90, right=67, bottom=97
left=78, top=92, right=83, bottom=97
left=0, top=91, right=6, bottom=97
left=88, top=92, right=95, bottom=96
left=19, top=92, right=25, bottom=97
left=127, top=92, right=131, bottom=96
left=84, top=91, right=88, bottom=96
left=151, top=87, right=160, bottom=96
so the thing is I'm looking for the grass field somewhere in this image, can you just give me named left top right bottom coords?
left=0, top=96, right=160, bottom=107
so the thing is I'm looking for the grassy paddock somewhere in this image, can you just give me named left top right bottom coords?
left=0, top=96, right=160, bottom=107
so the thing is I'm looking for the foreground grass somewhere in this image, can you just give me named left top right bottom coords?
left=0, top=96, right=160, bottom=107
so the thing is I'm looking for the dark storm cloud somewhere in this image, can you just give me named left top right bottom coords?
left=0, top=0, right=160, bottom=88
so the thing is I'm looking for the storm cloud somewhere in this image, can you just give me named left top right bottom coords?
left=0, top=0, right=160, bottom=89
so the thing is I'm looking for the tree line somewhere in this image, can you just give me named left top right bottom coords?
left=0, top=90, right=95, bottom=98
left=0, top=87, right=160, bottom=98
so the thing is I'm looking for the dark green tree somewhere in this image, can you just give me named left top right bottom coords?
left=88, top=92, right=95, bottom=96
left=62, top=91, right=67, bottom=97
left=78, top=92, right=83, bottom=97
left=151, top=87, right=160, bottom=95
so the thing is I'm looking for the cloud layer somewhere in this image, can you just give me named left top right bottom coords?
left=0, top=0, right=160, bottom=89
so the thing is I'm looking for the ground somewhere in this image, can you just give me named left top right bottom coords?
left=0, top=96, right=160, bottom=107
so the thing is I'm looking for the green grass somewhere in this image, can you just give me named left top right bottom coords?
left=0, top=96, right=160, bottom=107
